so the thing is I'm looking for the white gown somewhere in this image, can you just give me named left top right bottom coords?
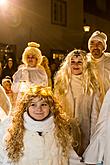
left=11, top=65, right=48, bottom=102
left=0, top=113, right=85, bottom=165
left=83, top=89, right=110, bottom=165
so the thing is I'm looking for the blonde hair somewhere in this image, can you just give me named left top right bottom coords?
left=54, top=49, right=101, bottom=96
left=5, top=86, right=80, bottom=162
left=41, top=56, right=52, bottom=88
left=22, top=42, right=42, bottom=66
left=54, top=49, right=87, bottom=95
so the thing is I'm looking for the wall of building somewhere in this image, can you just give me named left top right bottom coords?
left=0, top=0, right=84, bottom=63
left=0, top=0, right=110, bottom=64
left=85, top=12, right=110, bottom=52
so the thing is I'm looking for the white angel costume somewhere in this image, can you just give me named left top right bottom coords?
left=11, top=65, right=48, bottom=101
left=11, top=42, right=48, bottom=103
left=0, top=113, right=85, bottom=165
left=83, top=88, right=110, bottom=165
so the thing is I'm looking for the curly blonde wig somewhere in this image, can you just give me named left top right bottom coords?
left=5, top=86, right=80, bottom=162
left=22, top=42, right=42, bottom=66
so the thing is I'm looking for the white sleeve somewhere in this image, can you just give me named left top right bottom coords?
left=12, top=68, right=29, bottom=93
left=11, top=69, right=22, bottom=93
left=83, top=89, right=110, bottom=164
left=69, top=149, right=86, bottom=165
left=90, top=93, right=101, bottom=136
left=37, top=66, right=48, bottom=86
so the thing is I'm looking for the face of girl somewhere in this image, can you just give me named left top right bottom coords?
left=71, top=55, right=83, bottom=75
left=28, top=97, right=50, bottom=120
left=27, top=55, right=38, bottom=67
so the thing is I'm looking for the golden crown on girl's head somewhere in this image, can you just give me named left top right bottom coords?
left=25, top=85, right=53, bottom=98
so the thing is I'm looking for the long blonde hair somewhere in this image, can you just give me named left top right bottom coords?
left=54, top=49, right=101, bottom=96
left=54, top=50, right=87, bottom=96
left=5, top=86, right=80, bottom=162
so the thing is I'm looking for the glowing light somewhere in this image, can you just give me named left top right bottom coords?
left=19, top=81, right=29, bottom=93
left=83, top=25, right=90, bottom=32
left=0, top=0, right=22, bottom=27
left=0, top=0, right=7, bottom=6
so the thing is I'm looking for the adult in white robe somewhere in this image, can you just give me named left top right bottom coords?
left=54, top=49, right=101, bottom=156
left=87, top=31, right=110, bottom=97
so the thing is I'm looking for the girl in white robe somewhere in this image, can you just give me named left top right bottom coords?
left=0, top=86, right=85, bottom=165
left=11, top=42, right=48, bottom=103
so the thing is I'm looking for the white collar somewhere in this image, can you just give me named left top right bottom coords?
left=91, top=54, right=104, bottom=63
left=23, top=112, right=55, bottom=133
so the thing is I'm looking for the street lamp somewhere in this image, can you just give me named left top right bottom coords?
left=83, top=25, right=90, bottom=32
left=82, top=18, right=90, bottom=50
left=83, top=18, right=90, bottom=32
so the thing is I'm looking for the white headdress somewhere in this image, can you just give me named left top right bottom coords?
left=88, top=31, right=107, bottom=51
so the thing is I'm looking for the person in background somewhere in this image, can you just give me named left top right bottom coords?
left=50, top=62, right=57, bottom=87
left=54, top=49, right=101, bottom=156
left=41, top=55, right=52, bottom=88
left=2, top=76, right=15, bottom=108
left=11, top=42, right=48, bottom=102
left=0, top=86, right=85, bottom=165
left=1, top=58, right=17, bottom=82
left=87, top=31, right=110, bottom=99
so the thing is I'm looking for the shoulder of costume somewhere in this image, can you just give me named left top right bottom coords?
left=37, top=65, right=45, bottom=70
left=104, top=52, right=110, bottom=57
